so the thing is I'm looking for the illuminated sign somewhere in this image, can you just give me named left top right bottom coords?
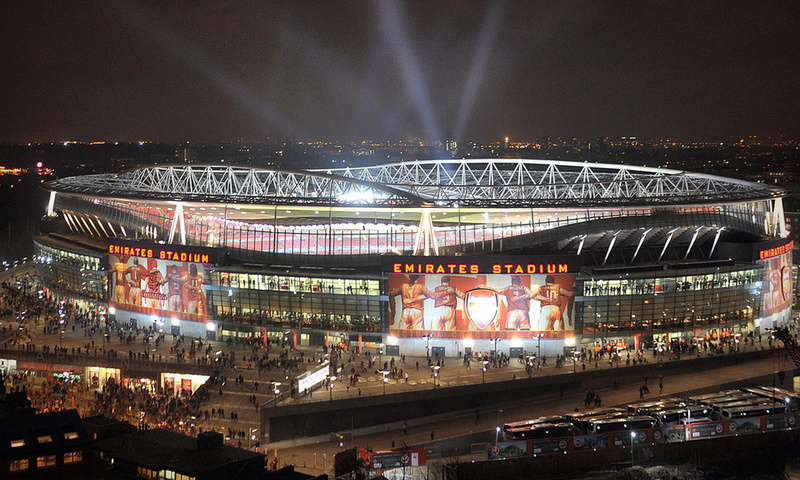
left=464, top=289, right=500, bottom=330
left=108, top=240, right=215, bottom=323
left=758, top=240, right=794, bottom=260
left=384, top=255, right=577, bottom=276
left=373, top=449, right=426, bottom=469
left=296, top=361, right=330, bottom=393
left=107, top=242, right=216, bottom=264
left=758, top=244, right=793, bottom=317
left=387, top=270, right=577, bottom=339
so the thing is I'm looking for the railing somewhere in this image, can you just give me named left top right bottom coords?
left=0, top=348, right=214, bottom=376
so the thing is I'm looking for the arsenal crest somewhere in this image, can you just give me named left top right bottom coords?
left=465, top=288, right=500, bottom=330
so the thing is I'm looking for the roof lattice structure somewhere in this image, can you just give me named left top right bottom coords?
left=46, top=160, right=784, bottom=207
left=325, top=159, right=784, bottom=207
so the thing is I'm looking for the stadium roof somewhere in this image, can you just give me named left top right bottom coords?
left=45, top=159, right=785, bottom=208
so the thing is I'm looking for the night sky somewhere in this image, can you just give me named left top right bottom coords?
left=2, top=1, right=799, bottom=143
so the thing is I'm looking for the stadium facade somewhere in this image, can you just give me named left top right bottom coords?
left=33, top=159, right=794, bottom=358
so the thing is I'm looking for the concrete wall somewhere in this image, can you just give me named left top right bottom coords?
left=265, top=375, right=579, bottom=442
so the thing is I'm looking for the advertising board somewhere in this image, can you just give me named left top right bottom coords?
left=372, top=449, right=425, bottom=469
left=108, top=240, right=216, bottom=323
left=385, top=256, right=577, bottom=339
left=487, top=441, right=527, bottom=459
left=758, top=245, right=792, bottom=318
left=690, top=421, right=725, bottom=439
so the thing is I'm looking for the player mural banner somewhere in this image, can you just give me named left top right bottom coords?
left=756, top=240, right=792, bottom=318
left=385, top=256, right=577, bottom=339
left=108, top=241, right=216, bottom=323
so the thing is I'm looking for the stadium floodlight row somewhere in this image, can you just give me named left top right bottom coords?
left=34, top=159, right=793, bottom=358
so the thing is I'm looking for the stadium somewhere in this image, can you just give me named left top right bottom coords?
left=33, top=159, right=794, bottom=359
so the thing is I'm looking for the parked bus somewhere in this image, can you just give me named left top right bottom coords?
left=649, top=406, right=712, bottom=426
left=587, top=416, right=658, bottom=434
left=566, top=409, right=627, bottom=432
left=740, top=386, right=800, bottom=412
left=503, top=422, right=579, bottom=440
left=502, top=415, right=567, bottom=437
left=688, top=390, right=746, bottom=404
left=693, top=392, right=760, bottom=406
left=627, top=398, right=687, bottom=416
left=717, top=402, right=787, bottom=420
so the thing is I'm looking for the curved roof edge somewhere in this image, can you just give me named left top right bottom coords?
left=44, top=159, right=787, bottom=207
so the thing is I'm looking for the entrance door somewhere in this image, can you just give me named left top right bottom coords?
left=509, top=347, right=524, bottom=359
left=431, top=346, right=446, bottom=359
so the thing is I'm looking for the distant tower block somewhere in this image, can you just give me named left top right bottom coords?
left=413, top=209, right=439, bottom=256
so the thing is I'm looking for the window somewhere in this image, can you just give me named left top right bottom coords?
left=9, top=439, right=25, bottom=448
left=36, top=455, right=56, bottom=468
left=9, top=459, right=29, bottom=472
left=64, top=431, right=79, bottom=440
left=63, top=451, right=83, bottom=464
left=137, top=466, right=158, bottom=479
left=160, top=470, right=195, bottom=480
left=37, top=435, right=53, bottom=444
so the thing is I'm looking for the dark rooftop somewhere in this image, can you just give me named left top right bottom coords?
left=93, top=429, right=263, bottom=476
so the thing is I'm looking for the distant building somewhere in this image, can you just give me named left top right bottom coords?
left=93, top=429, right=264, bottom=480
left=0, top=409, right=91, bottom=478
left=176, top=147, right=197, bottom=164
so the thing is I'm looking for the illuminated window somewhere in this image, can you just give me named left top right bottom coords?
left=137, top=466, right=158, bottom=479
left=10, top=439, right=25, bottom=448
left=37, top=455, right=56, bottom=468
left=37, top=435, right=53, bottom=444
left=64, top=431, right=79, bottom=440
left=63, top=451, right=82, bottom=464
left=9, top=459, right=29, bottom=472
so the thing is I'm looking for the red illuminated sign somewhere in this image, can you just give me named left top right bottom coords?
left=758, top=240, right=793, bottom=260
left=390, top=262, right=571, bottom=275
left=108, top=243, right=213, bottom=263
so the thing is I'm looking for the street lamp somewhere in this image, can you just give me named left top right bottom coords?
left=273, top=382, right=281, bottom=411
left=329, top=376, right=336, bottom=401
left=379, top=343, right=385, bottom=369
left=482, top=360, right=489, bottom=384
left=248, top=427, right=258, bottom=450
left=432, top=365, right=440, bottom=389
left=536, top=333, right=544, bottom=365
left=630, top=431, right=636, bottom=466
left=495, top=409, right=503, bottom=447
left=572, top=350, right=577, bottom=374
left=382, top=370, right=389, bottom=395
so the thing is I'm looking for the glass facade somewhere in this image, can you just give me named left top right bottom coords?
left=33, top=239, right=106, bottom=301
left=209, top=271, right=383, bottom=332
left=579, top=268, right=763, bottom=334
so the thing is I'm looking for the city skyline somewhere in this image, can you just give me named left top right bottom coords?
left=2, top=1, right=799, bottom=144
